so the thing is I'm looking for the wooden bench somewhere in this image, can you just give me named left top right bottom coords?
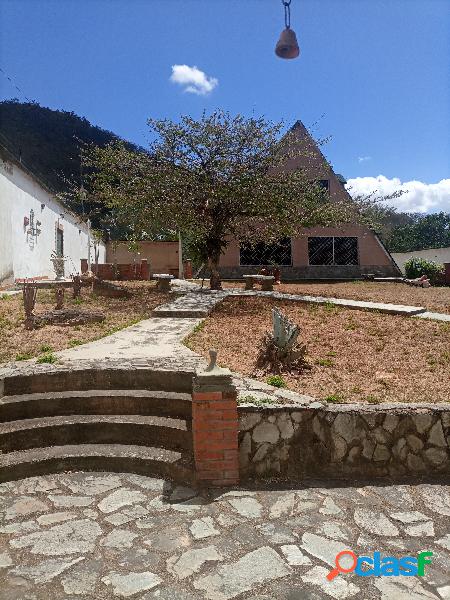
left=243, top=275, right=275, bottom=291
left=153, top=274, right=174, bottom=292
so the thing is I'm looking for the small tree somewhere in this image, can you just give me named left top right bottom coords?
left=76, top=111, right=368, bottom=289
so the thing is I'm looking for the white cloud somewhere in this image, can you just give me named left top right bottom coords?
left=346, top=175, right=450, bottom=214
left=358, top=156, right=371, bottom=163
left=170, top=64, right=218, bottom=95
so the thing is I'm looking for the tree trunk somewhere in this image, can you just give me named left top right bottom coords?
left=208, top=257, right=222, bottom=290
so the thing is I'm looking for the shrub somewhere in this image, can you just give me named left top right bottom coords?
left=324, top=393, right=344, bottom=404
left=37, top=352, right=57, bottom=364
left=68, top=339, right=83, bottom=347
left=15, top=352, right=32, bottom=361
left=40, top=344, right=53, bottom=353
left=404, top=257, right=444, bottom=285
left=266, top=375, right=287, bottom=388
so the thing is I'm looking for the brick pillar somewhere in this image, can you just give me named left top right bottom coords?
left=80, top=259, right=88, bottom=274
left=192, top=352, right=239, bottom=487
left=141, top=259, right=150, bottom=280
left=444, top=263, right=450, bottom=285
left=184, top=259, right=193, bottom=279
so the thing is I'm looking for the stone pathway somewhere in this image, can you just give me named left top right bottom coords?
left=1, top=472, right=449, bottom=599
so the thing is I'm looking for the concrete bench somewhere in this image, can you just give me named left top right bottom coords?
left=153, top=274, right=174, bottom=292
left=243, top=275, right=275, bottom=291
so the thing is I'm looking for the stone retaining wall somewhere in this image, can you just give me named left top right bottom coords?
left=239, top=403, right=450, bottom=480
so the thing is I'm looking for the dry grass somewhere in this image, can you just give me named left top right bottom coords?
left=0, top=281, right=169, bottom=364
left=189, top=296, right=450, bottom=404
left=220, top=280, right=450, bottom=314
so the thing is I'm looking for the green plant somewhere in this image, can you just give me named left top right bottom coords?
left=404, top=257, right=444, bottom=285
left=40, top=344, right=53, bottom=353
left=365, top=395, right=381, bottom=404
left=327, top=351, right=337, bottom=357
left=68, top=339, right=84, bottom=347
left=266, top=375, right=287, bottom=388
left=324, top=393, right=345, bottom=403
left=192, top=321, right=205, bottom=334
left=323, top=301, right=338, bottom=312
left=73, top=297, right=83, bottom=305
left=317, top=358, right=333, bottom=367
left=15, top=352, right=32, bottom=361
left=237, top=394, right=276, bottom=406
left=37, top=352, right=57, bottom=364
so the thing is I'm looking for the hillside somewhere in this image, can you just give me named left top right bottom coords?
left=0, top=100, right=140, bottom=192
left=0, top=100, right=141, bottom=233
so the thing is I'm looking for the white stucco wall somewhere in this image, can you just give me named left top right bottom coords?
left=0, top=158, right=105, bottom=283
left=392, top=247, right=450, bottom=273
left=0, top=160, right=14, bottom=285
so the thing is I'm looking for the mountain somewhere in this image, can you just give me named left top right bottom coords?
left=0, top=100, right=140, bottom=233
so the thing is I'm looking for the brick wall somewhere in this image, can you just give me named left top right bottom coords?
left=192, top=367, right=239, bottom=487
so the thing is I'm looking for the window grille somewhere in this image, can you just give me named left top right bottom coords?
left=308, top=236, right=358, bottom=266
left=240, top=237, right=292, bottom=266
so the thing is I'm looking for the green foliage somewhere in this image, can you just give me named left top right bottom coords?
left=15, top=352, right=32, bottom=361
left=68, top=339, right=84, bottom=347
left=386, top=212, right=450, bottom=252
left=404, top=257, right=444, bottom=284
left=40, top=344, right=53, bottom=353
left=323, top=393, right=344, bottom=403
left=237, top=395, right=276, bottom=406
left=365, top=395, right=381, bottom=404
left=266, top=375, right=287, bottom=388
left=37, top=352, right=57, bottom=364
left=317, top=358, right=333, bottom=367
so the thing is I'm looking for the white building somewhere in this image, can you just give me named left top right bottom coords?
left=0, top=144, right=106, bottom=288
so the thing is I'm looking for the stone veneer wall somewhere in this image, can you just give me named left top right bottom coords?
left=239, top=404, right=450, bottom=480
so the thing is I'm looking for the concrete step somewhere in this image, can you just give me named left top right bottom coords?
left=0, top=414, right=192, bottom=453
left=0, top=390, right=192, bottom=422
left=0, top=444, right=193, bottom=484
left=1, top=368, right=195, bottom=396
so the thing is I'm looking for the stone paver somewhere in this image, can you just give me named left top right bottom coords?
left=1, top=472, right=449, bottom=599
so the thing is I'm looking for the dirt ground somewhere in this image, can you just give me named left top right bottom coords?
left=0, top=281, right=169, bottom=364
left=189, top=296, right=450, bottom=404
left=220, top=280, right=450, bottom=314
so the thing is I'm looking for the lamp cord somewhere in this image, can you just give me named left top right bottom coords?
left=282, top=0, right=292, bottom=29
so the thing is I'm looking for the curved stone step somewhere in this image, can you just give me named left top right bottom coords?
left=0, top=415, right=192, bottom=453
left=0, top=390, right=192, bottom=422
left=1, top=367, right=194, bottom=396
left=0, top=444, right=193, bottom=484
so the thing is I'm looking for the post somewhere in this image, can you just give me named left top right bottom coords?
left=192, top=350, right=239, bottom=487
left=178, top=230, right=184, bottom=279
left=87, top=219, right=92, bottom=273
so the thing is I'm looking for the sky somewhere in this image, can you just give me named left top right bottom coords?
left=0, top=0, right=449, bottom=213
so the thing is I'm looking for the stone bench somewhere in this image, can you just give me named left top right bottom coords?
left=153, top=274, right=174, bottom=292
left=243, top=275, right=275, bottom=291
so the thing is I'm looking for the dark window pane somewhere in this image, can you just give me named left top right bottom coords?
left=318, top=179, right=329, bottom=192
left=308, top=237, right=333, bottom=265
left=334, top=237, right=358, bottom=265
left=240, top=238, right=292, bottom=266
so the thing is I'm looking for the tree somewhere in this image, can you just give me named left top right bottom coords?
left=75, top=111, right=370, bottom=288
left=385, top=212, right=450, bottom=252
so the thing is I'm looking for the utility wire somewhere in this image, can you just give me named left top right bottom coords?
left=0, top=66, right=33, bottom=103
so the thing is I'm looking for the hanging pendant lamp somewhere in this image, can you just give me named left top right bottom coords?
left=275, top=0, right=300, bottom=59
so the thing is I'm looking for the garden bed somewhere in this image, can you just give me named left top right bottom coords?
left=221, top=280, right=450, bottom=314
left=0, top=281, right=168, bottom=364
left=189, top=296, right=450, bottom=404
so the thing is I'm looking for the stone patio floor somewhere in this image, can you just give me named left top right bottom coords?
left=1, top=472, right=449, bottom=600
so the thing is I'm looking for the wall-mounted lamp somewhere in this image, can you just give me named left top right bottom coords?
left=41, top=203, right=45, bottom=210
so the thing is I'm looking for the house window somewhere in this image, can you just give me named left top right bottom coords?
left=317, top=179, right=329, bottom=193
left=308, top=236, right=358, bottom=266
left=240, top=238, right=292, bottom=266
left=56, top=227, right=64, bottom=257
